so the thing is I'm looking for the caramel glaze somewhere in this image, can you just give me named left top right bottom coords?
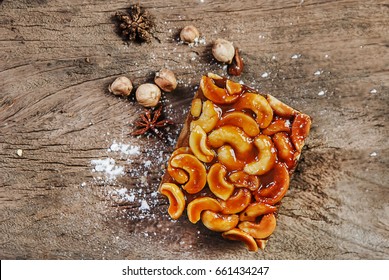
left=160, top=76, right=305, bottom=211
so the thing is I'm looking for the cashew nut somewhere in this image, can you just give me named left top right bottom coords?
left=208, top=125, right=253, bottom=160
left=226, top=79, right=243, bottom=95
left=291, top=113, right=312, bottom=152
left=200, top=76, right=240, bottom=105
left=239, top=202, right=277, bottom=222
left=243, top=135, right=276, bottom=176
left=190, top=98, right=202, bottom=117
left=266, top=94, right=296, bottom=118
left=159, top=183, right=186, bottom=220
left=190, top=100, right=221, bottom=133
left=167, top=147, right=192, bottom=184
left=170, top=154, right=207, bottom=194
left=189, top=125, right=215, bottom=163
left=272, top=132, right=296, bottom=170
left=201, top=210, right=239, bottom=232
left=217, top=111, right=260, bottom=137
left=256, top=239, right=268, bottom=250
left=262, top=118, right=291, bottom=136
left=222, top=228, right=258, bottom=252
left=187, top=197, right=222, bottom=224
left=220, top=188, right=252, bottom=215
left=238, top=213, right=277, bottom=239
left=207, top=163, right=235, bottom=200
left=235, top=92, right=273, bottom=129
left=254, top=162, right=289, bottom=205
left=217, top=145, right=246, bottom=171
left=229, top=171, right=260, bottom=192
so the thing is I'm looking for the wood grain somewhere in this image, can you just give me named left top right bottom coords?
left=0, top=0, right=388, bottom=259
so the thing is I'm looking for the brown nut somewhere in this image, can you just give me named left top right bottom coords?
left=190, top=100, right=221, bottom=133
left=238, top=213, right=277, bottom=239
left=170, top=154, right=206, bottom=194
left=235, top=93, right=273, bottom=129
left=220, top=188, right=252, bottom=214
left=229, top=171, right=260, bottom=192
left=208, top=125, right=253, bottom=160
left=200, top=76, right=240, bottom=105
left=160, top=183, right=186, bottom=220
left=222, top=228, right=258, bottom=252
left=217, top=145, right=246, bottom=172
left=228, top=48, right=244, bottom=76
left=108, top=76, right=133, bottom=97
left=135, top=83, right=161, bottom=107
left=180, top=25, right=200, bottom=44
left=189, top=125, right=215, bottom=163
left=212, top=38, right=235, bottom=64
left=154, top=68, right=177, bottom=92
left=187, top=197, right=223, bottom=224
left=239, top=202, right=277, bottom=222
left=217, top=111, right=260, bottom=137
left=291, top=113, right=312, bottom=152
left=254, top=162, right=290, bottom=205
left=244, top=135, right=276, bottom=176
left=207, top=163, right=235, bottom=200
left=201, top=210, right=239, bottom=232
left=167, top=147, right=192, bottom=184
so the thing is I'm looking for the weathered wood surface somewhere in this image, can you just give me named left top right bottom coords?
left=0, top=0, right=388, bottom=260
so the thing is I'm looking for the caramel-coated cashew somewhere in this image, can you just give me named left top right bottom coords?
left=291, top=113, right=312, bottom=152
left=207, top=163, right=235, bottom=200
left=159, top=183, right=186, bottom=220
left=266, top=94, right=296, bottom=118
left=190, top=98, right=202, bottom=117
left=229, top=171, right=260, bottom=192
left=217, top=111, right=260, bottom=137
left=226, top=79, right=243, bottom=95
left=239, top=202, right=277, bottom=222
left=254, top=162, right=290, bottom=205
left=190, top=100, right=221, bottom=133
left=189, top=125, right=215, bottom=163
left=272, top=132, right=296, bottom=170
left=167, top=147, right=192, bottom=184
left=217, top=145, right=246, bottom=171
left=243, top=135, right=276, bottom=176
left=170, top=154, right=207, bottom=194
left=256, top=239, right=268, bottom=250
left=235, top=92, right=273, bottom=129
left=200, top=76, right=240, bottom=105
left=187, top=197, right=222, bottom=224
left=201, top=210, right=239, bottom=232
left=208, top=125, right=253, bottom=160
left=262, top=118, right=291, bottom=136
left=220, top=188, right=252, bottom=214
left=222, top=228, right=258, bottom=252
left=238, top=213, right=277, bottom=239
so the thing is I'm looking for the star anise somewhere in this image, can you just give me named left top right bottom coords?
left=115, top=4, right=155, bottom=43
left=131, top=106, right=174, bottom=138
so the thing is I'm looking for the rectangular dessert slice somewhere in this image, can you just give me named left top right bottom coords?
left=159, top=73, right=311, bottom=252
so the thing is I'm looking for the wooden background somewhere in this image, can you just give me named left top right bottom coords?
left=0, top=0, right=388, bottom=259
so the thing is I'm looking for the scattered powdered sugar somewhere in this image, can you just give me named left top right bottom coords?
left=314, top=70, right=323, bottom=76
left=261, top=72, right=269, bottom=78
left=318, top=90, right=326, bottom=96
left=370, top=89, right=377, bottom=94
left=370, top=152, right=377, bottom=157
left=139, top=200, right=150, bottom=211
left=291, top=54, right=301, bottom=59
left=108, top=141, right=140, bottom=156
left=91, top=158, right=125, bottom=181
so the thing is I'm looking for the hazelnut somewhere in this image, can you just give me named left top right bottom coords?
left=108, top=76, right=133, bottom=97
left=180, top=25, right=200, bottom=44
left=135, top=83, right=161, bottom=107
left=212, top=38, right=235, bottom=64
left=154, top=68, right=177, bottom=92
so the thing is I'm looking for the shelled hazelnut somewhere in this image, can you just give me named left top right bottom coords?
left=135, top=83, right=161, bottom=107
left=108, top=76, right=133, bottom=97
left=180, top=25, right=200, bottom=44
left=212, top=39, right=235, bottom=64
left=154, top=68, right=177, bottom=92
